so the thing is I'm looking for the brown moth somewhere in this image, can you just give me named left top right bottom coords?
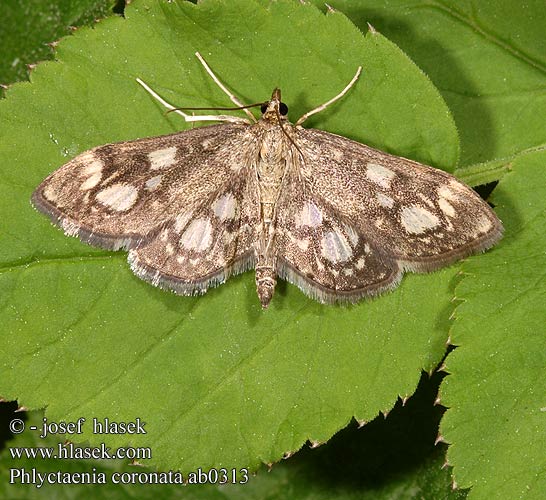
left=32, top=52, right=503, bottom=308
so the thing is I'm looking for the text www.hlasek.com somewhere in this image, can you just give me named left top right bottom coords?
left=9, top=442, right=151, bottom=461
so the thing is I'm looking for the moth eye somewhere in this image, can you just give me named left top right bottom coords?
left=279, top=102, right=288, bottom=115
left=260, top=103, right=268, bottom=114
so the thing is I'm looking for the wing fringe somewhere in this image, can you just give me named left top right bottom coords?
left=127, top=250, right=256, bottom=296
left=31, top=189, right=149, bottom=250
left=276, top=258, right=403, bottom=304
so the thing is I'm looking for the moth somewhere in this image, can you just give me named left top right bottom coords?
left=32, top=52, right=503, bottom=308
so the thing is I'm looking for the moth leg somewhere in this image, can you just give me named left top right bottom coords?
left=194, top=52, right=258, bottom=123
left=136, top=78, right=251, bottom=125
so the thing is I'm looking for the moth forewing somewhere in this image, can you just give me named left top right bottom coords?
left=32, top=53, right=503, bottom=308
left=32, top=123, right=253, bottom=250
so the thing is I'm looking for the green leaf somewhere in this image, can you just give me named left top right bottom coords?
left=0, top=0, right=462, bottom=474
left=318, top=0, right=546, bottom=167
left=440, top=149, right=546, bottom=499
left=0, top=0, right=119, bottom=90
left=1, top=373, right=464, bottom=498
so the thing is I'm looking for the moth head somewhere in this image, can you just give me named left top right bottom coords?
left=260, top=88, right=289, bottom=122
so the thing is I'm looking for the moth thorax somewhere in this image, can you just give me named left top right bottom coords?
left=255, top=266, right=277, bottom=309
left=257, top=158, right=286, bottom=209
left=259, top=127, right=285, bottom=163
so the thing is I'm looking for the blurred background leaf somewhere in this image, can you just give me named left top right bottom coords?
left=316, top=0, right=546, bottom=166
left=0, top=0, right=121, bottom=93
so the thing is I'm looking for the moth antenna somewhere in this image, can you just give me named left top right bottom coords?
left=166, top=102, right=266, bottom=113
left=136, top=78, right=250, bottom=124
left=195, top=52, right=258, bottom=123
left=295, top=66, right=362, bottom=126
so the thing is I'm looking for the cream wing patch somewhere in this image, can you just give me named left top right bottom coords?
left=145, top=174, right=163, bottom=191
left=376, top=192, right=395, bottom=209
left=80, top=157, right=104, bottom=191
left=438, top=197, right=456, bottom=217
left=213, top=192, right=237, bottom=221
left=474, top=214, right=493, bottom=234
left=295, top=201, right=323, bottom=228
left=148, top=146, right=177, bottom=170
left=179, top=218, right=214, bottom=252
left=320, top=229, right=353, bottom=263
left=365, top=163, right=396, bottom=189
left=43, top=184, right=59, bottom=202
left=400, top=204, right=440, bottom=234
left=96, top=183, right=138, bottom=211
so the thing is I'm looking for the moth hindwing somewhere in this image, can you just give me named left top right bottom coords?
left=32, top=53, right=503, bottom=308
